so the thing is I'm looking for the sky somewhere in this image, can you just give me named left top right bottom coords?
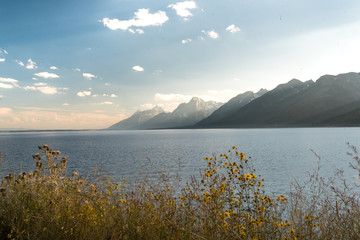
left=1, top=0, right=360, bottom=129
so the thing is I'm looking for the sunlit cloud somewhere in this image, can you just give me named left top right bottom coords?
left=77, top=91, right=92, bottom=97
left=50, top=66, right=58, bottom=70
left=181, top=38, right=192, bottom=44
left=138, top=103, right=157, bottom=110
left=0, top=107, right=12, bottom=115
left=23, top=82, right=66, bottom=95
left=0, top=77, right=19, bottom=89
left=63, top=103, right=69, bottom=106
left=110, top=94, right=118, bottom=98
left=100, top=101, right=113, bottom=105
left=202, top=30, right=219, bottom=39
left=226, top=24, right=241, bottom=33
left=34, top=72, right=60, bottom=79
left=168, top=1, right=197, bottom=19
left=0, top=58, right=5, bottom=62
left=102, top=9, right=169, bottom=31
left=132, top=65, right=144, bottom=72
left=83, top=73, right=97, bottom=80
left=32, top=77, right=38, bottom=80
left=0, top=109, right=127, bottom=129
left=74, top=68, right=81, bottom=71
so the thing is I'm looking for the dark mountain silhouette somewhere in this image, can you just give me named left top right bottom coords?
left=196, top=72, right=360, bottom=128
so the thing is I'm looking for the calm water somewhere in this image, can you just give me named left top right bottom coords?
left=0, top=128, right=359, bottom=194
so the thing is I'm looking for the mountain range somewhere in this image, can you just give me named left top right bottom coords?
left=108, top=72, right=360, bottom=130
left=108, top=97, right=223, bottom=130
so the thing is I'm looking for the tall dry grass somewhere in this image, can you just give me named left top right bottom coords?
left=0, top=144, right=359, bottom=239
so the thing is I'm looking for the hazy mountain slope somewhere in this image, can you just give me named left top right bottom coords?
left=108, top=106, right=164, bottom=130
left=139, top=97, right=223, bottom=129
left=196, top=89, right=268, bottom=126
left=197, top=72, right=360, bottom=128
left=196, top=79, right=314, bottom=127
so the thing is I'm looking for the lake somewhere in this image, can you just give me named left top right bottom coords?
left=0, top=128, right=359, bottom=195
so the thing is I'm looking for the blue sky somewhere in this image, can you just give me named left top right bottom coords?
left=1, top=0, right=360, bottom=129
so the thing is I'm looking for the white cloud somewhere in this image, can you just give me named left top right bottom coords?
left=63, top=103, right=69, bottom=106
left=102, top=8, right=169, bottom=31
left=168, top=1, right=197, bottom=18
left=1, top=49, right=8, bottom=54
left=74, top=68, right=81, bottom=71
left=132, top=65, right=144, bottom=72
left=0, top=95, right=3, bottom=99
left=202, top=30, right=219, bottom=39
left=139, top=103, right=157, bottom=110
left=110, top=94, right=118, bottom=98
left=0, top=77, right=19, bottom=88
left=226, top=24, right=241, bottom=33
left=136, top=29, right=144, bottom=34
left=34, top=72, right=60, bottom=79
left=24, top=85, right=59, bottom=95
left=50, top=66, right=58, bottom=70
left=128, top=29, right=135, bottom=34
left=25, top=59, right=37, bottom=69
left=0, top=58, right=5, bottom=62
left=77, top=91, right=92, bottom=97
left=34, top=82, right=47, bottom=87
left=16, top=60, right=24, bottom=67
left=32, top=77, right=38, bottom=80
left=154, top=93, right=192, bottom=102
left=101, top=101, right=113, bottom=105
left=154, top=93, right=192, bottom=112
left=181, top=38, right=192, bottom=44
left=83, top=73, right=97, bottom=80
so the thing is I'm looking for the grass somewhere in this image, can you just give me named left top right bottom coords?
left=0, top=144, right=359, bottom=239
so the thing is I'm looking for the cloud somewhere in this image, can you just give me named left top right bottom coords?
left=23, top=82, right=66, bottom=95
left=77, top=91, right=92, bottom=97
left=24, top=85, right=58, bottom=94
left=0, top=108, right=12, bottom=115
left=139, top=103, right=157, bottom=110
left=83, top=73, right=97, bottom=80
left=168, top=1, right=197, bottom=18
left=0, top=109, right=127, bottom=129
left=32, top=77, right=38, bottom=80
left=154, top=93, right=192, bottom=112
left=136, top=29, right=144, bottom=34
left=0, top=95, right=3, bottom=99
left=25, top=59, right=37, bottom=69
left=34, top=72, right=60, bottom=79
left=110, top=94, right=118, bottom=98
left=63, top=103, right=69, bottom=106
left=16, top=60, right=24, bottom=67
left=202, top=30, right=219, bottom=39
left=100, top=101, right=113, bottom=105
left=102, top=8, right=169, bottom=31
left=0, top=77, right=19, bottom=88
left=0, top=49, right=8, bottom=54
left=226, top=24, right=241, bottom=33
left=181, top=38, right=192, bottom=44
left=0, top=58, right=5, bottom=62
left=74, top=68, right=81, bottom=71
left=50, top=66, right=58, bottom=70
left=154, top=93, right=192, bottom=102
left=132, top=65, right=144, bottom=72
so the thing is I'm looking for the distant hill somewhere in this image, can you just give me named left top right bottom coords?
left=195, top=88, right=267, bottom=126
left=108, top=106, right=164, bottom=130
left=108, top=97, right=223, bottom=130
left=196, top=72, right=360, bottom=128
